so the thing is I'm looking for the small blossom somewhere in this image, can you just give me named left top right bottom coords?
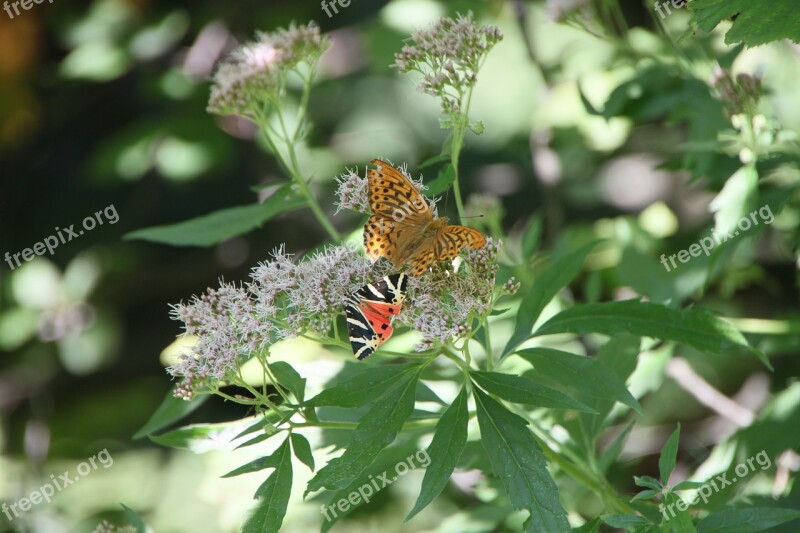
left=710, top=65, right=763, bottom=116
left=91, top=521, right=137, bottom=533
left=168, top=282, right=262, bottom=399
left=334, top=162, right=437, bottom=216
left=393, top=12, right=502, bottom=119
left=208, top=22, right=330, bottom=117
left=401, top=237, right=502, bottom=349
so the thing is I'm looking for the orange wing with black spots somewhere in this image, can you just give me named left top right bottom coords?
left=363, top=159, right=486, bottom=276
left=345, top=274, right=407, bottom=360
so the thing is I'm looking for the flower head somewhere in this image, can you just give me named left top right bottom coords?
left=710, top=65, right=763, bottom=117
left=393, top=12, right=502, bottom=118
left=334, top=162, right=437, bottom=216
left=168, top=282, right=262, bottom=399
left=208, top=22, right=330, bottom=117
left=400, top=237, right=513, bottom=349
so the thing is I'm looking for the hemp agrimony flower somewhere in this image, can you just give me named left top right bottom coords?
left=393, top=12, right=502, bottom=126
left=207, top=22, right=330, bottom=118
left=334, top=163, right=437, bottom=216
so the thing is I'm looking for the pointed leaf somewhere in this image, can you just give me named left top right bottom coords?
left=503, top=241, right=600, bottom=356
left=634, top=476, right=662, bottom=490
left=307, top=363, right=420, bottom=408
left=659, top=424, right=681, bottom=485
left=134, top=387, right=208, bottom=439
left=121, top=504, right=152, bottom=533
left=473, top=387, right=570, bottom=532
left=406, top=386, right=469, bottom=520
left=242, top=438, right=293, bottom=533
left=517, top=348, right=640, bottom=413
left=533, top=300, right=768, bottom=368
left=471, top=371, right=596, bottom=413
left=290, top=433, right=315, bottom=472
left=696, top=507, right=800, bottom=533
left=270, top=361, right=306, bottom=403
left=223, top=447, right=285, bottom=478
left=124, top=183, right=305, bottom=247
left=306, top=368, right=421, bottom=493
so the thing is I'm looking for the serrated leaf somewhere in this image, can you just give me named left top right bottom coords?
left=689, top=0, right=800, bottom=47
left=307, top=363, right=420, bottom=408
left=473, top=387, right=570, bottom=533
left=696, top=507, right=800, bottom=533
left=659, top=424, right=681, bottom=485
left=517, top=348, right=641, bottom=413
left=133, top=387, right=208, bottom=439
left=533, top=300, right=769, bottom=368
left=471, top=371, right=596, bottom=413
left=306, top=368, right=421, bottom=494
left=124, top=183, right=305, bottom=246
left=503, top=241, right=600, bottom=357
left=270, top=361, right=306, bottom=403
left=406, top=386, right=469, bottom=521
left=290, top=433, right=315, bottom=472
left=242, top=438, right=293, bottom=533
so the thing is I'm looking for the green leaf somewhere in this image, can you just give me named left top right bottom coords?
left=471, top=371, right=596, bottom=413
left=242, top=438, right=293, bottom=533
left=631, top=489, right=660, bottom=502
left=290, top=433, right=315, bottom=472
left=601, top=514, right=647, bottom=528
left=306, top=368, right=421, bottom=493
left=659, top=424, right=681, bottom=485
left=573, top=517, right=601, bottom=533
left=406, top=386, right=469, bottom=521
left=148, top=420, right=259, bottom=452
left=473, top=387, right=570, bottom=533
left=270, top=361, right=306, bottom=403
left=121, top=503, right=152, bottom=533
left=689, top=0, right=800, bottom=47
left=417, top=153, right=450, bottom=169
left=307, top=363, right=420, bottom=408
left=503, top=241, right=600, bottom=357
left=133, top=387, right=208, bottom=439
left=222, top=447, right=286, bottom=478
left=124, top=182, right=305, bottom=246
left=663, top=491, right=697, bottom=533
left=673, top=480, right=706, bottom=491
left=521, top=214, right=542, bottom=259
left=517, top=348, right=641, bottom=413
left=710, top=165, right=758, bottom=240
left=696, top=507, right=800, bottom=533
left=425, top=163, right=456, bottom=196
left=634, top=476, right=662, bottom=490
left=533, top=300, right=769, bottom=368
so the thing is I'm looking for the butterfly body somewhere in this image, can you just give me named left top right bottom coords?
left=345, top=274, right=407, bottom=360
left=364, top=160, right=486, bottom=276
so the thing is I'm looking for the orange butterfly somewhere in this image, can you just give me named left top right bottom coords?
left=363, top=159, right=486, bottom=276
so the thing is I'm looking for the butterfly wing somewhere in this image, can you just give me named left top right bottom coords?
left=345, top=274, right=407, bottom=360
left=364, top=160, right=434, bottom=267
left=367, top=159, right=432, bottom=222
left=405, top=225, right=486, bottom=276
